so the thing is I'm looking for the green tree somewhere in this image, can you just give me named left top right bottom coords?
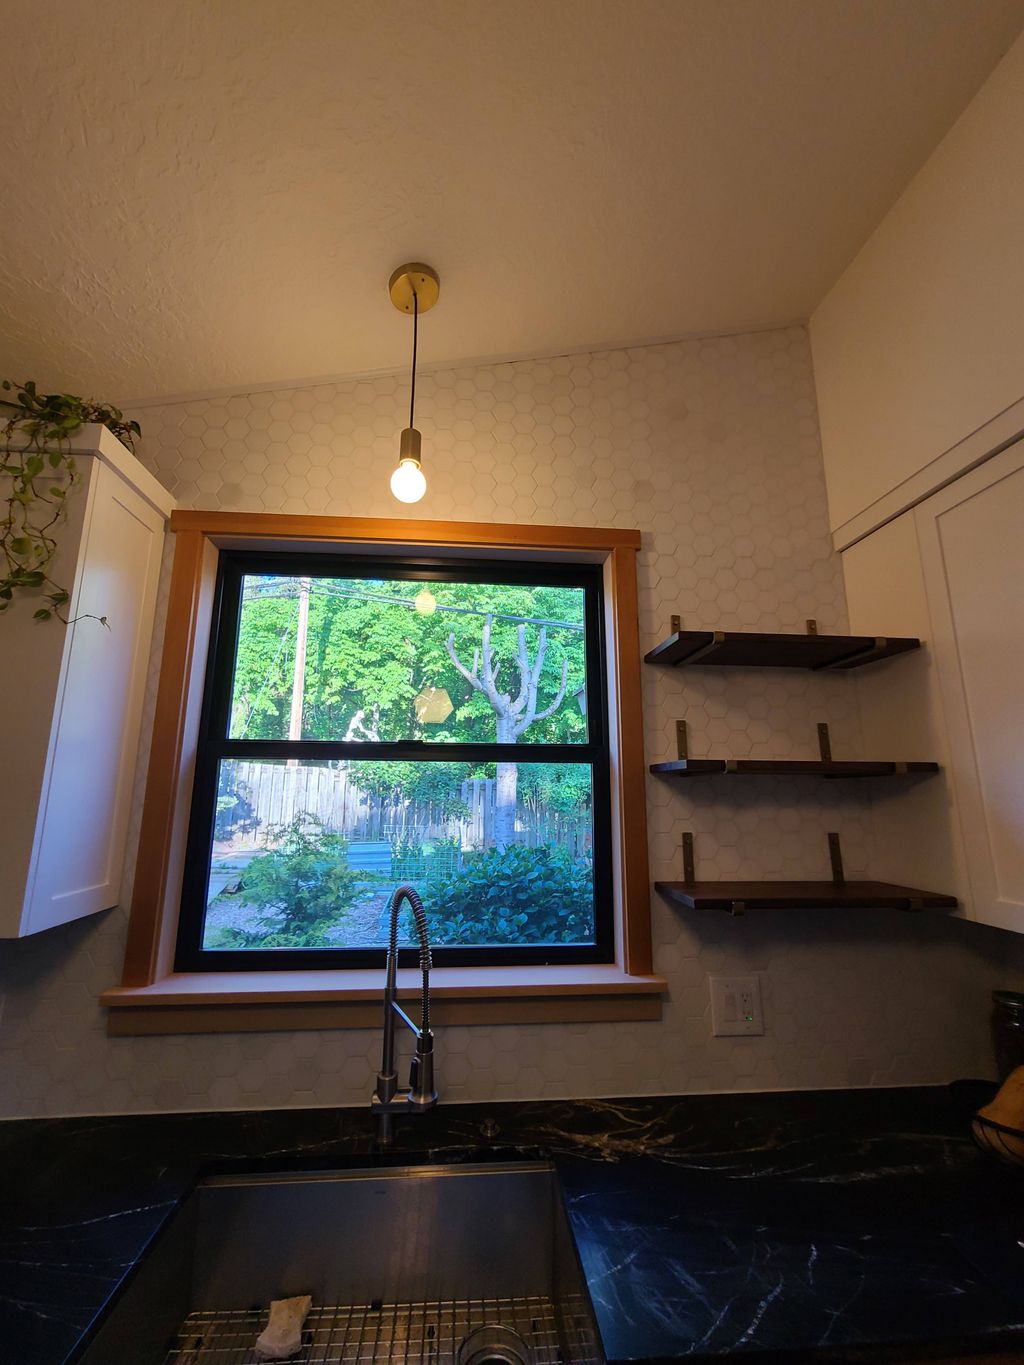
left=215, top=814, right=362, bottom=948
left=345, top=760, right=473, bottom=821
left=229, top=575, right=588, bottom=747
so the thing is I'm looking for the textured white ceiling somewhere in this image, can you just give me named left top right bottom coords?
left=3, top=0, right=1023, bottom=403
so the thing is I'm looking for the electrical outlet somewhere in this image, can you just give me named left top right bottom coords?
left=709, top=975, right=764, bottom=1036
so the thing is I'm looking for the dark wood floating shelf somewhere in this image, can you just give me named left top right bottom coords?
left=650, top=758, right=939, bottom=779
left=655, top=880, right=959, bottom=913
left=645, top=628, right=921, bottom=670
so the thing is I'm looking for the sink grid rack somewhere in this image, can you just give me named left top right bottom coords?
left=164, top=1292, right=601, bottom=1364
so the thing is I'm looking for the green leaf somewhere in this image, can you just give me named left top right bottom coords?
left=33, top=609, right=51, bottom=621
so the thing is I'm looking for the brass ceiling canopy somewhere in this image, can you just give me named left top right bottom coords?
left=388, top=263, right=441, bottom=314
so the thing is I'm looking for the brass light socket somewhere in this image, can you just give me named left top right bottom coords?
left=399, top=428, right=422, bottom=464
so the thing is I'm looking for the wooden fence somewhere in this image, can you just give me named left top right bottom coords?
left=217, top=761, right=589, bottom=856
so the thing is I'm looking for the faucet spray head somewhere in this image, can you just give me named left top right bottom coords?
left=409, top=1032, right=437, bottom=1108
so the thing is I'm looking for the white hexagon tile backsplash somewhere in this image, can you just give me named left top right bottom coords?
left=0, top=325, right=1020, bottom=1116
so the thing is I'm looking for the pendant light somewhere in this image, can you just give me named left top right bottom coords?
left=388, top=262, right=440, bottom=503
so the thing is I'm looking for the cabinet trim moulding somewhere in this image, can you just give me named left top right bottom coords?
left=830, top=393, right=1024, bottom=552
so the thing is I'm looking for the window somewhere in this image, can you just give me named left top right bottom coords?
left=107, top=514, right=659, bottom=1034
left=175, top=552, right=613, bottom=970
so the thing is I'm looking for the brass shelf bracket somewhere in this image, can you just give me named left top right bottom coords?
left=676, top=719, right=688, bottom=760
left=828, top=832, right=845, bottom=884
left=817, top=722, right=832, bottom=762
left=682, top=831, right=695, bottom=883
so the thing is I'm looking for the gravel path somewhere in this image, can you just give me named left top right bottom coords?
left=203, top=885, right=403, bottom=948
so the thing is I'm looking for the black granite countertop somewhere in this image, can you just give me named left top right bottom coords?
left=1, top=1086, right=1022, bottom=1365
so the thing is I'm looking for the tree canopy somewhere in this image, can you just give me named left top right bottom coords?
left=229, top=574, right=588, bottom=746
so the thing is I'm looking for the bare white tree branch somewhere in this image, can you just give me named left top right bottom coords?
left=531, top=657, right=570, bottom=724
left=344, top=706, right=381, bottom=741
left=478, top=614, right=506, bottom=711
left=448, top=618, right=570, bottom=744
left=508, top=624, right=531, bottom=718
left=445, top=633, right=481, bottom=688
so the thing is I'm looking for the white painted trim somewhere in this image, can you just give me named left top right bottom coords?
left=119, top=318, right=808, bottom=411
left=831, top=392, right=1024, bottom=551
left=87, top=426, right=176, bottom=519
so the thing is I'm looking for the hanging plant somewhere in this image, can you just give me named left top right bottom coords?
left=1, top=379, right=141, bottom=623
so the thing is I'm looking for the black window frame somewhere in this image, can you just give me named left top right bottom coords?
left=175, top=549, right=614, bottom=971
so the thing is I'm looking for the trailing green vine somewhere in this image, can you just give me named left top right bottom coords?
left=1, top=380, right=141, bottom=623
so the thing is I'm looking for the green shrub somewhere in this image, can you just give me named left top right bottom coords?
left=428, top=844, right=593, bottom=946
left=211, top=814, right=362, bottom=949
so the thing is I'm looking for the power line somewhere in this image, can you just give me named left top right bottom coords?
left=242, top=577, right=586, bottom=632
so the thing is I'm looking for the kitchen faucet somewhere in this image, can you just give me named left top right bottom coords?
left=371, top=884, right=437, bottom=1145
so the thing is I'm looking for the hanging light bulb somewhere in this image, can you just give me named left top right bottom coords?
left=387, top=263, right=440, bottom=504
left=391, top=430, right=427, bottom=503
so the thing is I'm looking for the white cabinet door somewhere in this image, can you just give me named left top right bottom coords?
left=915, top=441, right=1024, bottom=934
left=0, top=428, right=173, bottom=938
left=23, top=461, right=166, bottom=934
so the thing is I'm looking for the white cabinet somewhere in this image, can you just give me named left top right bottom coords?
left=0, top=425, right=173, bottom=937
left=841, top=439, right=1024, bottom=934
left=915, top=444, right=1024, bottom=934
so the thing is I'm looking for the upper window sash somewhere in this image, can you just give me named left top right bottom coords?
left=205, top=553, right=607, bottom=752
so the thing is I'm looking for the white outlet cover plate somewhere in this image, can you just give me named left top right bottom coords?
left=710, top=975, right=764, bottom=1036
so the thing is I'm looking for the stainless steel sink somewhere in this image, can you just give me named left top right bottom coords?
left=80, top=1162, right=603, bottom=1364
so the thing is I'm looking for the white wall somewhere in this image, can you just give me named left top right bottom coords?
left=1, top=327, right=1022, bottom=1117
left=810, top=30, right=1024, bottom=538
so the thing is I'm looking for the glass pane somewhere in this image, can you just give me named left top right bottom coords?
left=228, top=573, right=588, bottom=743
left=202, top=757, right=595, bottom=951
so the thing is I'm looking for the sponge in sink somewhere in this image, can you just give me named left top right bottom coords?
left=255, top=1295, right=312, bottom=1359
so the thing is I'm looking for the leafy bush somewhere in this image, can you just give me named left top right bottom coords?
left=209, top=814, right=362, bottom=949
left=428, top=844, right=594, bottom=946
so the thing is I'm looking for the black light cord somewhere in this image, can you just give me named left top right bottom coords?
left=409, top=289, right=418, bottom=430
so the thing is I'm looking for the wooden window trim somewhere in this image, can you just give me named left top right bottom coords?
left=106, top=512, right=662, bottom=1034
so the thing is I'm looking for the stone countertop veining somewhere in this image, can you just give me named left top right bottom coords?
left=0, top=1087, right=1022, bottom=1365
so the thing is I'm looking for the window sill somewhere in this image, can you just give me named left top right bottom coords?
left=100, top=965, right=666, bottom=1035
